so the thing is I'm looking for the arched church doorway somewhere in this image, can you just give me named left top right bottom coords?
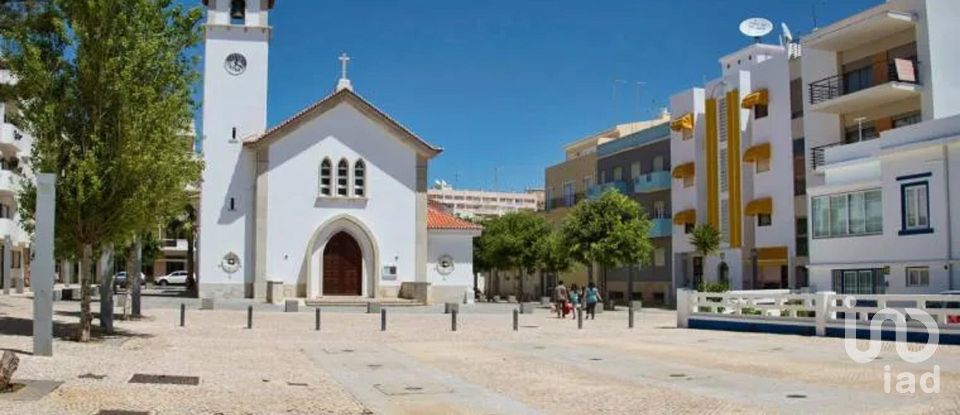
left=322, top=232, right=362, bottom=296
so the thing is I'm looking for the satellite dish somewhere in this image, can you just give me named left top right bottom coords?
left=781, top=22, right=794, bottom=44
left=739, top=17, right=774, bottom=42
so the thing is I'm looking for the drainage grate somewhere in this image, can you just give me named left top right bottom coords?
left=128, top=374, right=199, bottom=386
left=97, top=411, right=149, bottom=415
left=669, top=373, right=686, bottom=378
left=79, top=374, right=107, bottom=380
left=287, top=382, right=308, bottom=387
left=589, top=358, right=603, bottom=361
left=367, top=364, right=383, bottom=369
left=786, top=394, right=807, bottom=399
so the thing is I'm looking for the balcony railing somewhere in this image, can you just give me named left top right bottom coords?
left=808, top=61, right=919, bottom=106
left=587, top=181, right=628, bottom=199
left=809, top=143, right=841, bottom=170
left=633, top=171, right=671, bottom=194
left=649, top=218, right=672, bottom=238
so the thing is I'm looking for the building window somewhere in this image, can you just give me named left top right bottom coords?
left=228, top=197, right=236, bottom=212
left=684, top=223, right=695, bottom=234
left=631, top=162, right=641, bottom=179
left=563, top=182, right=575, bottom=207
left=790, top=78, right=803, bottom=119
left=795, top=217, right=808, bottom=257
left=793, top=138, right=806, bottom=196
left=337, top=159, right=349, bottom=196
left=756, top=157, right=770, bottom=173
left=893, top=111, right=922, bottom=129
left=719, top=149, right=728, bottom=192
left=353, top=160, right=366, bottom=197
left=613, top=167, right=623, bottom=181
left=901, top=181, right=931, bottom=235
left=812, top=189, right=882, bottom=238
left=653, top=156, right=664, bottom=172
left=654, top=248, right=665, bottom=267
left=832, top=269, right=885, bottom=294
left=319, top=158, right=332, bottom=196
left=754, top=104, right=769, bottom=119
left=844, top=122, right=879, bottom=144
left=906, top=267, right=929, bottom=287
left=653, top=201, right=666, bottom=219
left=757, top=213, right=772, bottom=227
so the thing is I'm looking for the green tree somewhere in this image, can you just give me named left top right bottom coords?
left=688, top=223, right=721, bottom=258
left=537, top=229, right=572, bottom=297
left=3, top=0, right=203, bottom=340
left=561, top=189, right=653, bottom=307
left=475, top=211, right=551, bottom=301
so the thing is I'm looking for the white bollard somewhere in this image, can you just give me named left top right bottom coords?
left=676, top=288, right=691, bottom=328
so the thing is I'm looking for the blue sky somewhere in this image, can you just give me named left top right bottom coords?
left=191, top=0, right=880, bottom=191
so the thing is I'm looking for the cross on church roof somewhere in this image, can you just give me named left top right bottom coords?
left=336, top=52, right=354, bottom=92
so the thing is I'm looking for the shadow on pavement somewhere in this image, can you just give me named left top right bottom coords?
left=0, top=316, right=153, bottom=342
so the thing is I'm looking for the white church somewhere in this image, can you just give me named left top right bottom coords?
left=198, top=0, right=481, bottom=303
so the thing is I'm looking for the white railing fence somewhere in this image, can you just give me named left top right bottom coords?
left=677, top=289, right=960, bottom=337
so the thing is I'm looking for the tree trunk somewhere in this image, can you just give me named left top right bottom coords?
left=99, top=245, right=114, bottom=332
left=602, top=265, right=612, bottom=310
left=128, top=239, right=142, bottom=317
left=627, top=264, right=635, bottom=305
left=539, top=270, right=545, bottom=299
left=516, top=268, right=523, bottom=302
left=187, top=226, right=197, bottom=297
left=77, top=245, right=92, bottom=342
left=587, top=263, right=594, bottom=284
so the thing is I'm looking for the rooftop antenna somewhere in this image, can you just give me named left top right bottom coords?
left=739, top=17, right=774, bottom=44
left=781, top=22, right=794, bottom=45
left=634, top=81, right=647, bottom=120
left=612, top=79, right=627, bottom=124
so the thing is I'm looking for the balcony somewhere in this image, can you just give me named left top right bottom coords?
left=649, top=218, right=671, bottom=238
left=0, top=123, right=26, bottom=153
left=0, top=170, right=19, bottom=194
left=587, top=181, right=627, bottom=199
left=803, top=10, right=914, bottom=52
left=808, top=61, right=920, bottom=114
left=633, top=171, right=671, bottom=194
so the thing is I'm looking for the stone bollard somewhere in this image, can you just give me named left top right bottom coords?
left=200, top=297, right=215, bottom=310
left=507, top=295, right=517, bottom=303
left=577, top=307, right=583, bottom=329
left=451, top=310, right=458, bottom=332
left=284, top=299, right=300, bottom=313
left=493, top=295, right=501, bottom=302
left=247, top=306, right=253, bottom=329
left=380, top=308, right=387, bottom=331
left=315, top=308, right=321, bottom=331
left=179, top=303, right=186, bottom=327
left=513, top=309, right=519, bottom=331
left=367, top=302, right=382, bottom=314
left=14, top=277, right=24, bottom=294
left=444, top=302, right=459, bottom=314
left=540, top=296, right=550, bottom=306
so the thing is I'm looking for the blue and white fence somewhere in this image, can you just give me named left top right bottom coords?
left=675, top=289, right=960, bottom=344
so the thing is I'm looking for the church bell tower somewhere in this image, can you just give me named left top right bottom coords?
left=198, top=0, right=274, bottom=298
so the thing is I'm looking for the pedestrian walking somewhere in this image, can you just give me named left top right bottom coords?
left=585, top=282, right=602, bottom=320
left=554, top=280, right=569, bottom=319
left=568, top=284, right=580, bottom=320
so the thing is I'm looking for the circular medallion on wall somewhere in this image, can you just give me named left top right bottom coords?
left=221, top=252, right=241, bottom=274
left=436, top=255, right=455, bottom=276
left=224, top=53, right=247, bottom=76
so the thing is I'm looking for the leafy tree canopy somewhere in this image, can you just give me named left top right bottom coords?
left=560, top=188, right=653, bottom=269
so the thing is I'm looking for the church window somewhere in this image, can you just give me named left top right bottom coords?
left=232, top=127, right=237, bottom=140
left=229, top=197, right=236, bottom=211
left=337, top=159, right=349, bottom=196
left=354, top=159, right=366, bottom=197
left=319, top=158, right=332, bottom=196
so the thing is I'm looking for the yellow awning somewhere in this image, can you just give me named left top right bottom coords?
left=673, top=209, right=696, bottom=225
left=671, top=162, right=695, bottom=179
left=743, top=142, right=771, bottom=163
left=756, top=246, right=788, bottom=265
left=745, top=197, right=773, bottom=216
left=740, top=89, right=769, bottom=109
left=670, top=113, right=694, bottom=132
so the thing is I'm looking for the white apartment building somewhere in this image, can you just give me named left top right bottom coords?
left=0, top=61, right=34, bottom=291
left=427, top=184, right=543, bottom=220
left=671, top=41, right=806, bottom=291
left=804, top=0, right=960, bottom=294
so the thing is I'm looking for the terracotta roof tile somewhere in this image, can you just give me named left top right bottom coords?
left=427, top=202, right=482, bottom=231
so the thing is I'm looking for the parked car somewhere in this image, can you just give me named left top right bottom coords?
left=157, top=270, right=192, bottom=286
left=113, top=271, right=146, bottom=290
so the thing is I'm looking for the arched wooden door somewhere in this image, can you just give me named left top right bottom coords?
left=322, top=232, right=362, bottom=296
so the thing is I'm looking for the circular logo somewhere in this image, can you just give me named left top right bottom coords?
left=224, top=53, right=247, bottom=76
left=436, top=255, right=455, bottom=276
left=221, top=252, right=241, bottom=274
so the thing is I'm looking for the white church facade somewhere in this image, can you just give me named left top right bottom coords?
left=198, top=0, right=480, bottom=303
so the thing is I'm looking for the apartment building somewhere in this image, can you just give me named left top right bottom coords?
left=427, top=184, right=543, bottom=220
left=544, top=116, right=670, bottom=289
left=671, top=40, right=806, bottom=292
left=593, top=120, right=673, bottom=304
left=803, top=0, right=960, bottom=294
left=0, top=60, right=33, bottom=292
